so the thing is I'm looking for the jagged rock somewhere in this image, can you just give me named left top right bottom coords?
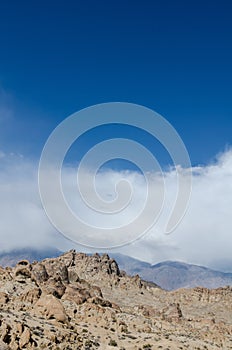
left=31, top=263, right=48, bottom=283
left=131, top=274, right=143, bottom=288
left=97, top=253, right=120, bottom=275
left=58, top=250, right=76, bottom=268
left=41, top=276, right=66, bottom=298
left=43, top=259, right=69, bottom=283
left=72, top=252, right=120, bottom=279
left=62, top=285, right=91, bottom=305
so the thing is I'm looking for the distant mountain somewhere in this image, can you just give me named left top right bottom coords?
left=110, top=254, right=232, bottom=290
left=0, top=247, right=62, bottom=267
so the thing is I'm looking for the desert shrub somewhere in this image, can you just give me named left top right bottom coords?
left=108, top=339, right=118, bottom=346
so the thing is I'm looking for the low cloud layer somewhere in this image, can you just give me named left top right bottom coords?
left=0, top=149, right=232, bottom=272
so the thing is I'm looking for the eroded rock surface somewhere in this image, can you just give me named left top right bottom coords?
left=0, top=250, right=231, bottom=349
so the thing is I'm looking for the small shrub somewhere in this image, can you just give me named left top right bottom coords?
left=143, top=345, right=152, bottom=350
left=108, top=339, right=118, bottom=346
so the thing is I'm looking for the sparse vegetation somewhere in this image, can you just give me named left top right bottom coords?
left=108, top=339, right=118, bottom=346
left=143, top=344, right=152, bottom=349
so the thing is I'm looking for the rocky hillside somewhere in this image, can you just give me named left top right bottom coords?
left=111, top=254, right=232, bottom=290
left=0, top=250, right=232, bottom=349
left=2, top=250, right=232, bottom=291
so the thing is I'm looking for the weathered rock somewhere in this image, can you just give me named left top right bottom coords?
left=89, top=296, right=112, bottom=308
left=19, top=327, right=31, bottom=348
left=58, top=250, right=76, bottom=268
left=31, top=263, right=48, bottom=283
left=0, top=292, right=9, bottom=304
left=35, top=294, right=68, bottom=323
left=68, top=269, right=79, bottom=283
left=162, top=303, right=183, bottom=322
left=21, top=287, right=41, bottom=304
left=14, top=266, right=31, bottom=280
left=43, top=260, right=69, bottom=283
left=62, top=285, right=90, bottom=305
left=0, top=251, right=231, bottom=349
left=41, top=276, right=66, bottom=298
left=17, top=260, right=30, bottom=266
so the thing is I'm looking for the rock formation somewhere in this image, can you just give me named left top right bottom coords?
left=0, top=250, right=231, bottom=349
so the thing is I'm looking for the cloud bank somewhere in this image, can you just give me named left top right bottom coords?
left=0, top=149, right=232, bottom=271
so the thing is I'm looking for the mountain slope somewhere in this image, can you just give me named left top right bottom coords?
left=0, top=248, right=62, bottom=267
left=111, top=254, right=232, bottom=290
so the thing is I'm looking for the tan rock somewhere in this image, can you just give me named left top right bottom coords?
left=1, top=323, right=11, bottom=344
left=0, top=251, right=231, bottom=349
left=89, top=296, right=112, bottom=308
left=41, top=276, right=66, bottom=298
left=31, top=263, right=48, bottom=283
left=15, top=322, right=23, bottom=335
left=16, top=260, right=30, bottom=266
left=14, top=263, right=32, bottom=282
left=21, top=287, right=41, bottom=304
left=19, top=328, right=31, bottom=348
left=62, top=285, right=90, bottom=305
left=43, top=260, right=69, bottom=283
left=0, top=340, right=10, bottom=350
left=0, top=292, right=9, bottom=304
left=161, top=303, right=183, bottom=322
left=35, top=294, right=68, bottom=323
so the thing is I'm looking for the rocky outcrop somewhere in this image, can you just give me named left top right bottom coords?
left=161, top=302, right=183, bottom=322
left=31, top=263, right=48, bottom=283
left=34, top=294, right=68, bottom=323
left=0, top=250, right=231, bottom=349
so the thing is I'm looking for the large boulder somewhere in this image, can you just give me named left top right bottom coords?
left=34, top=294, right=68, bottom=323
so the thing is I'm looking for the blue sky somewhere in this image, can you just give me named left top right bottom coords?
left=0, top=1, right=232, bottom=269
left=0, top=0, right=231, bottom=164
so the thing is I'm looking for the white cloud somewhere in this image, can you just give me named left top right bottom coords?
left=121, top=150, right=232, bottom=271
left=0, top=149, right=232, bottom=272
left=0, top=154, right=59, bottom=251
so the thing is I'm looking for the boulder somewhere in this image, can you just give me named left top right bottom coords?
left=35, top=294, right=68, bottom=323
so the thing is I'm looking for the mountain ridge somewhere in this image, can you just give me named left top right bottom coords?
left=0, top=248, right=232, bottom=290
left=110, top=253, right=232, bottom=290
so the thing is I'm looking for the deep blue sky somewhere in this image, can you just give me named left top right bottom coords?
left=0, top=0, right=231, bottom=166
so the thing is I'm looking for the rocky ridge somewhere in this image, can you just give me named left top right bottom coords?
left=111, top=254, right=232, bottom=290
left=0, top=250, right=231, bottom=349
